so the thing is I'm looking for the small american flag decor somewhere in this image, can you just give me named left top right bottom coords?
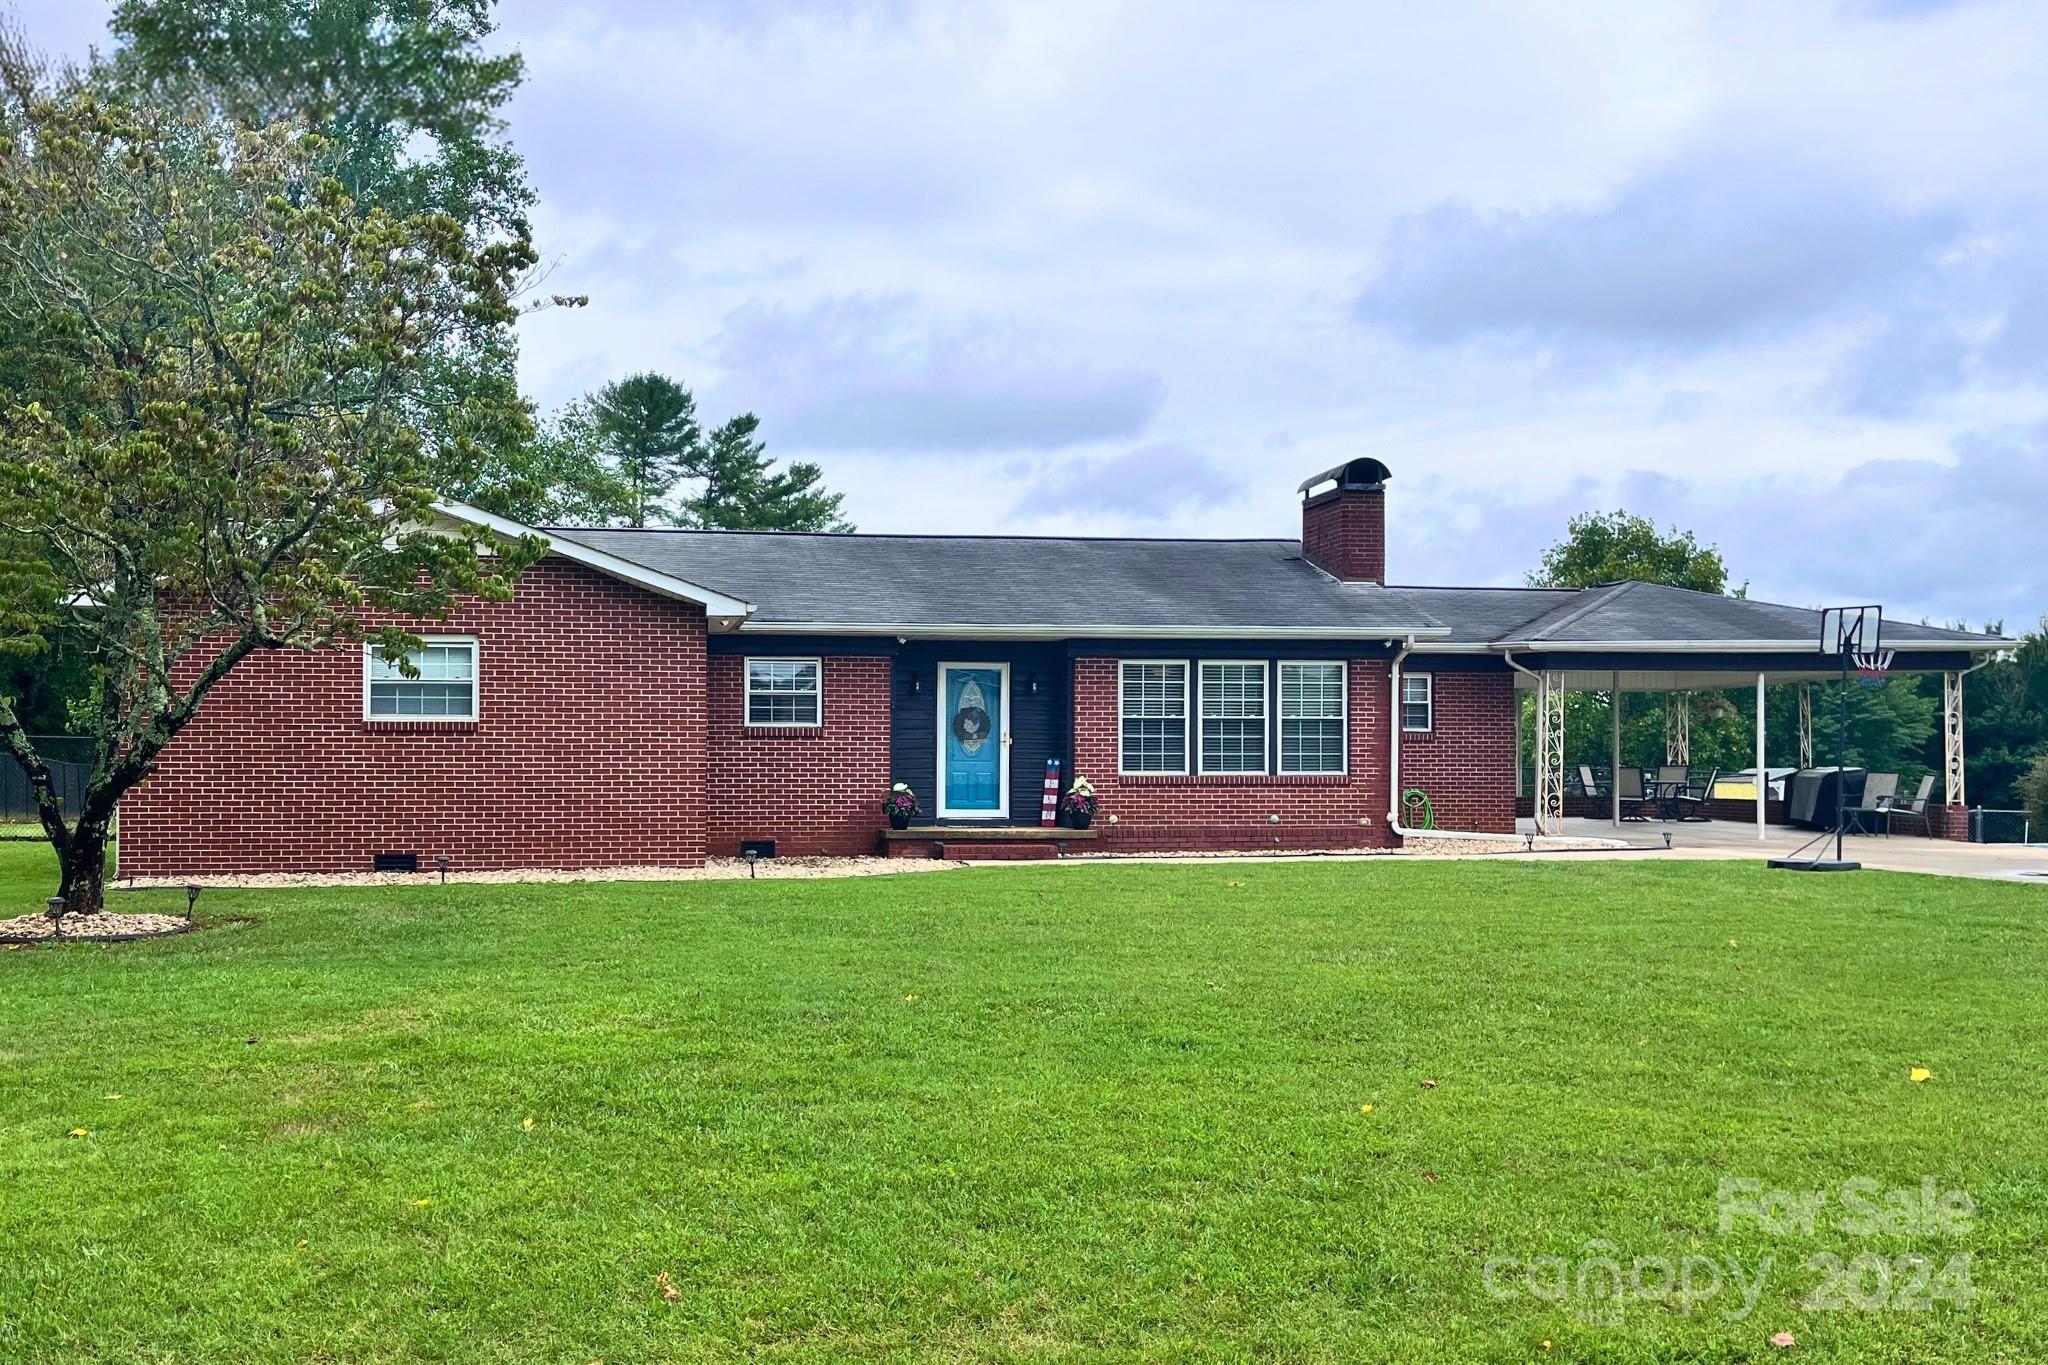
left=1041, top=758, right=1062, bottom=826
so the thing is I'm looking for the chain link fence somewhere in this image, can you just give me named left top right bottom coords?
left=1971, top=809, right=2040, bottom=845
left=1, top=736, right=91, bottom=837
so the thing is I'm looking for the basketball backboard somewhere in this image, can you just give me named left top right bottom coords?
left=1819, top=605, right=1882, bottom=657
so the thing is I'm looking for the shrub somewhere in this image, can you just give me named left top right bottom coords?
left=2021, top=752, right=2048, bottom=833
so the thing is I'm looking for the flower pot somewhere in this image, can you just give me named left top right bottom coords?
left=1065, top=809, right=1094, bottom=830
left=888, top=810, right=913, bottom=831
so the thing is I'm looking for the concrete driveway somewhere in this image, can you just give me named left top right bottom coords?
left=1519, top=816, right=2048, bottom=883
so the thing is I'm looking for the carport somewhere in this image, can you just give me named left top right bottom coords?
left=1488, top=583, right=2009, bottom=841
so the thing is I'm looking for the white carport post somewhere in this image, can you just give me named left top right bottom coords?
left=1755, top=673, right=1768, bottom=840
left=1610, top=671, right=1623, bottom=828
left=1944, top=671, right=1967, bottom=809
left=1535, top=671, right=1566, bottom=835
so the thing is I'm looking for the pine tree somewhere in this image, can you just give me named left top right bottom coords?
left=684, top=413, right=852, bottom=532
left=588, top=373, right=700, bottom=527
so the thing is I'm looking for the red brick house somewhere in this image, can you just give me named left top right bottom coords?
left=118, top=461, right=2007, bottom=873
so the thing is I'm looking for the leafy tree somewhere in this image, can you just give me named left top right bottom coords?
left=105, top=0, right=596, bottom=530
left=0, top=77, right=541, bottom=911
left=437, top=396, right=632, bottom=526
left=108, top=0, right=531, bottom=236
left=685, top=413, right=852, bottom=532
left=589, top=372, right=700, bottom=527
left=2021, top=750, right=2048, bottom=833
left=1530, top=510, right=1737, bottom=595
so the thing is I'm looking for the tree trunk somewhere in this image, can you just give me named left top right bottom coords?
left=57, top=819, right=112, bottom=915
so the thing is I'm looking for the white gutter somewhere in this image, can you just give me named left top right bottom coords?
left=733, top=621, right=1454, bottom=641
left=1386, top=638, right=1501, bottom=844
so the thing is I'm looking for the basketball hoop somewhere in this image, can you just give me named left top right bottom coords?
left=1774, top=603, right=1888, bottom=873
left=1853, top=648, right=1894, bottom=688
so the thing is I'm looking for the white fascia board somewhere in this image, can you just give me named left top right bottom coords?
left=731, top=622, right=1454, bottom=641
left=432, top=501, right=755, bottom=621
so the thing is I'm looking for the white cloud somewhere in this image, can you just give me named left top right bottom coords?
left=705, top=292, right=1164, bottom=452
left=9, top=0, right=2048, bottom=622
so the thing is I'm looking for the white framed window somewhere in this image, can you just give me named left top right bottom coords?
left=364, top=637, right=478, bottom=721
left=1279, top=661, right=1346, bottom=774
left=1402, top=672, right=1434, bottom=732
left=1199, top=660, right=1269, bottom=774
left=746, top=657, right=822, bottom=726
left=1119, top=661, right=1188, bottom=774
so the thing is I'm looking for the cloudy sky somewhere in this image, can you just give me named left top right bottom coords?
left=13, top=0, right=2048, bottom=627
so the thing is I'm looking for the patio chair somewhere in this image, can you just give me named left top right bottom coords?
left=1655, top=764, right=1689, bottom=820
left=1887, top=775, right=1937, bottom=837
left=1577, top=765, right=1606, bottom=800
left=1847, top=773, right=1900, bottom=836
left=1674, top=767, right=1719, bottom=822
left=1615, top=767, right=1651, bottom=822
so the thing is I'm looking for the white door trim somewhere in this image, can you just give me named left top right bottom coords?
left=936, top=661, right=1011, bottom=819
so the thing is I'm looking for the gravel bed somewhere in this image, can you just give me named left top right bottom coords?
left=121, top=855, right=969, bottom=891
left=1, top=911, right=191, bottom=942
left=1081, top=836, right=1623, bottom=861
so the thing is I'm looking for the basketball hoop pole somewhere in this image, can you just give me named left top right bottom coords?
left=1835, top=638, right=1848, bottom=866
left=1774, top=604, right=1878, bottom=873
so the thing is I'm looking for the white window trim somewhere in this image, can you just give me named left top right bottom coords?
left=1197, top=658, right=1270, bottom=776
left=1117, top=659, right=1190, bottom=776
left=745, top=656, right=824, bottom=728
left=1278, top=660, right=1348, bottom=775
left=362, top=635, right=480, bottom=723
left=1403, top=671, right=1435, bottom=733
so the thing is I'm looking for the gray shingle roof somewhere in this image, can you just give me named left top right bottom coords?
left=1495, top=581, right=1999, bottom=649
left=542, top=526, right=2009, bottom=651
left=546, top=529, right=1450, bottom=635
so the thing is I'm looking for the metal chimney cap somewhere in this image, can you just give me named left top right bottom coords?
left=1297, top=458, right=1392, bottom=497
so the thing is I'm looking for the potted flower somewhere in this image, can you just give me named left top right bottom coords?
left=883, top=783, right=920, bottom=830
left=1060, top=776, right=1100, bottom=830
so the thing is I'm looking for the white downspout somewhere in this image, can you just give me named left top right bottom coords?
left=1387, top=638, right=1502, bottom=843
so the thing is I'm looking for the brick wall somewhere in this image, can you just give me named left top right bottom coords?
left=706, top=654, right=892, bottom=857
left=1397, top=671, right=1519, bottom=834
left=119, top=557, right=711, bottom=876
left=1300, top=488, right=1386, bottom=583
left=1071, top=657, right=1399, bottom=853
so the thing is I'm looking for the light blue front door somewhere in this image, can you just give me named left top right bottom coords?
left=941, top=665, right=1006, bottom=816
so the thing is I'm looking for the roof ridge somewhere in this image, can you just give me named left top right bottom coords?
left=545, top=526, right=1303, bottom=546
left=1518, top=581, right=1634, bottom=642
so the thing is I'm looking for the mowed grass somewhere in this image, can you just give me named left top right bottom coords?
left=3, top=845, right=2046, bottom=1363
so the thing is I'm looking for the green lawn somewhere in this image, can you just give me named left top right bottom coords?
left=3, top=844, right=2045, bottom=1363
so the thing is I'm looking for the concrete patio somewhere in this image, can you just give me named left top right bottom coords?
left=1516, top=815, right=2048, bottom=883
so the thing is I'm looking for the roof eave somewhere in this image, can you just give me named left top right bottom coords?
left=433, top=502, right=756, bottom=621
left=734, top=621, right=1454, bottom=641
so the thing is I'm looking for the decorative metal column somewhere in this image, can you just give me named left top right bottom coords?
left=1797, top=682, right=1814, bottom=771
left=1664, top=692, right=1691, bottom=766
left=1944, top=671, right=1966, bottom=809
left=1536, top=671, right=1567, bottom=834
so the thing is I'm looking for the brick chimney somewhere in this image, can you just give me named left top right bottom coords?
left=1299, top=459, right=1390, bottom=584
